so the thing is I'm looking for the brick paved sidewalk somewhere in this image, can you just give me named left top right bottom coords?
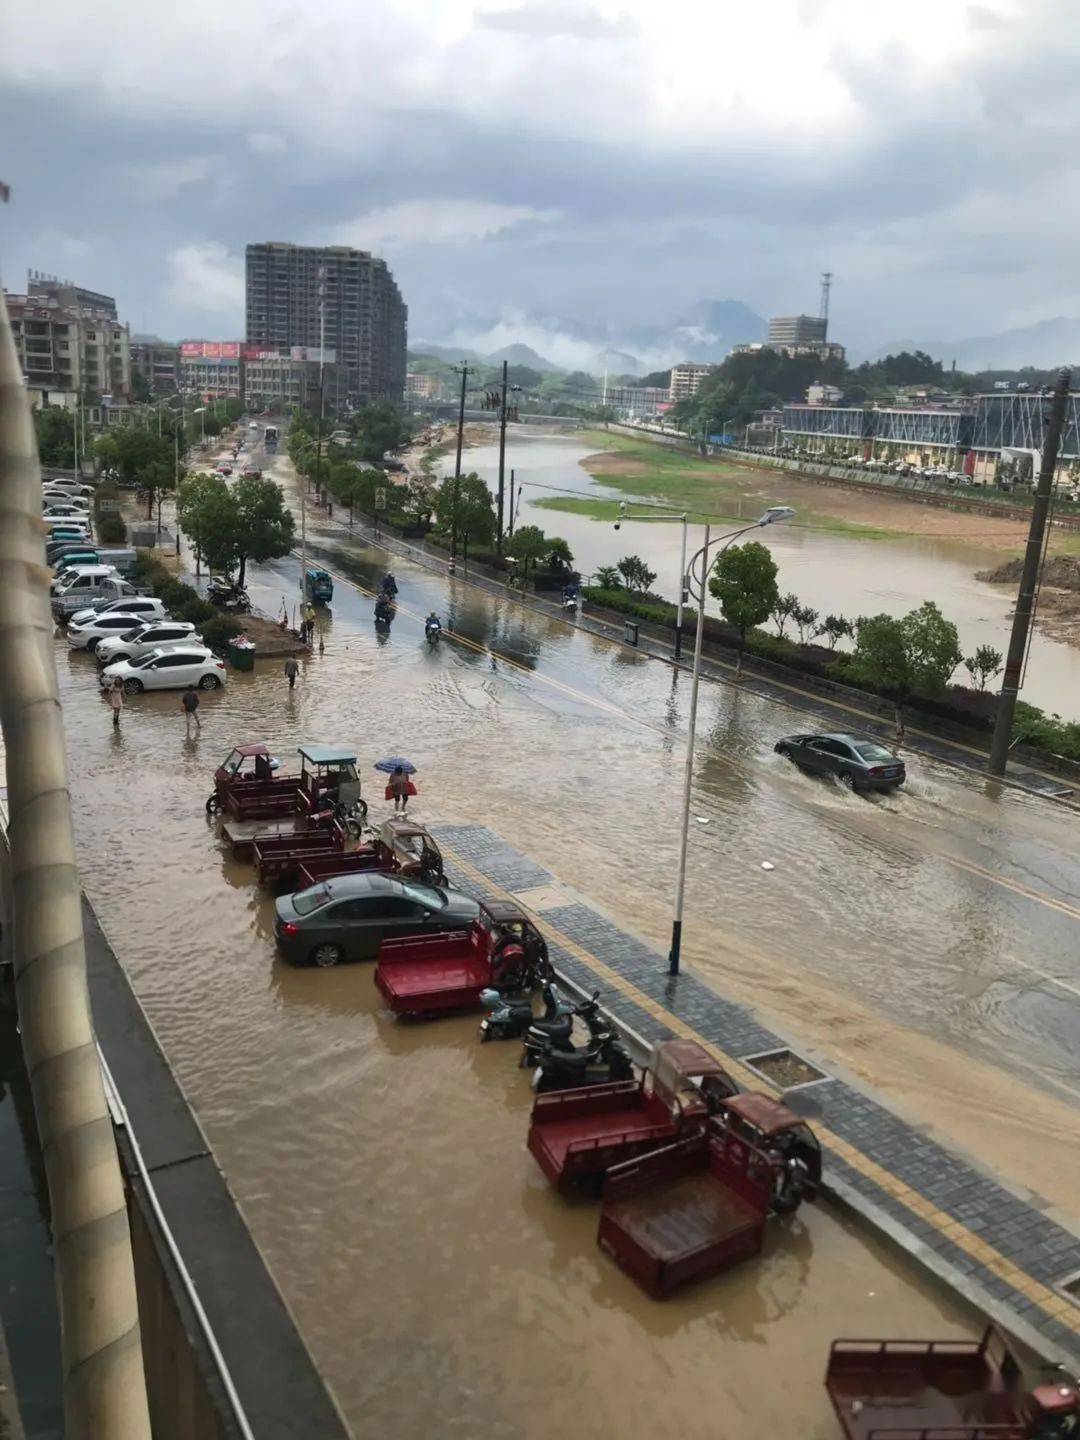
left=434, top=822, right=1080, bottom=1367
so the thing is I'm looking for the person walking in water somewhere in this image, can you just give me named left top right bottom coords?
left=108, top=678, right=124, bottom=728
left=181, top=684, right=201, bottom=736
left=284, top=656, right=299, bottom=691
left=388, top=765, right=413, bottom=813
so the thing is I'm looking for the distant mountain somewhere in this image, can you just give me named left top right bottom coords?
left=417, top=297, right=767, bottom=378
left=409, top=342, right=485, bottom=364
left=484, top=342, right=560, bottom=370
left=874, top=317, right=1080, bottom=371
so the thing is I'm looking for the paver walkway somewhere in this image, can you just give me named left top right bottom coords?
left=435, top=822, right=1080, bottom=1367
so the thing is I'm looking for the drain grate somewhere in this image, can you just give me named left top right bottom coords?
left=1057, top=1270, right=1080, bottom=1307
left=741, top=1046, right=828, bottom=1092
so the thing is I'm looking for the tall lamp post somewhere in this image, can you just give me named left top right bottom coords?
left=615, top=500, right=688, bottom=660
left=666, top=505, right=796, bottom=976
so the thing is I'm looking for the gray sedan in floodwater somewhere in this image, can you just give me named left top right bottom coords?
left=774, top=733, right=906, bottom=792
left=274, top=871, right=481, bottom=967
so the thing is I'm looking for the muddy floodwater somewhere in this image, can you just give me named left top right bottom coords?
left=45, top=429, right=1080, bottom=1437
left=467, top=429, right=1080, bottom=718
left=56, top=647, right=983, bottom=1439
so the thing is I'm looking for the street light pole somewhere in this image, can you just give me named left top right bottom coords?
left=450, top=362, right=470, bottom=567
left=667, top=506, right=796, bottom=976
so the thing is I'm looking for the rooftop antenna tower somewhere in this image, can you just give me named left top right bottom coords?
left=819, top=271, right=832, bottom=325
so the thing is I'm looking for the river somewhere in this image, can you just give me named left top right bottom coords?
left=464, top=428, right=1080, bottom=718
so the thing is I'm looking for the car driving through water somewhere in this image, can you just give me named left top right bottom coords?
left=774, top=732, right=906, bottom=792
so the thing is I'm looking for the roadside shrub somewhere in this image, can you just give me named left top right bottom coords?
left=199, top=614, right=244, bottom=653
left=96, top=513, right=127, bottom=543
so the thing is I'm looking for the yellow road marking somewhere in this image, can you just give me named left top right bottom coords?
left=445, top=845, right=1080, bottom=1333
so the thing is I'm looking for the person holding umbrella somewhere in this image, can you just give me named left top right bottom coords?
left=376, top=757, right=418, bottom=813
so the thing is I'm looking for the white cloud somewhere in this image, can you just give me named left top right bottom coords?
left=476, top=1, right=637, bottom=39
left=126, top=155, right=212, bottom=200
left=327, top=199, right=560, bottom=249
left=247, top=131, right=287, bottom=156
left=165, top=243, right=244, bottom=321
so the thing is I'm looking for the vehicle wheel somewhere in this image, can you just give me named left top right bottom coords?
left=775, top=744, right=793, bottom=761
left=205, top=794, right=219, bottom=815
left=345, top=818, right=363, bottom=842
left=310, top=944, right=344, bottom=968
left=199, top=674, right=221, bottom=690
left=85, top=637, right=100, bottom=653
left=840, top=771, right=857, bottom=791
left=123, top=678, right=143, bottom=695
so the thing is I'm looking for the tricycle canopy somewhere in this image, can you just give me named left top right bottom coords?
left=298, top=744, right=359, bottom=772
left=651, top=1040, right=739, bottom=1117
left=720, top=1092, right=822, bottom=1189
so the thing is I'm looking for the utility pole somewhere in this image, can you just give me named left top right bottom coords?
left=496, top=359, right=509, bottom=552
left=507, top=467, right=516, bottom=539
left=988, top=367, right=1071, bottom=775
left=450, top=362, right=470, bottom=565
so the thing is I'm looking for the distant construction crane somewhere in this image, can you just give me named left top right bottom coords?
left=819, top=271, right=832, bottom=324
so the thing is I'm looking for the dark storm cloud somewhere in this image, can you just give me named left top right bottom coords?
left=3, top=1, right=1079, bottom=357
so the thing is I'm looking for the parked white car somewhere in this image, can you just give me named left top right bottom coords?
left=100, top=646, right=226, bottom=694
left=95, top=621, right=201, bottom=666
left=43, top=479, right=94, bottom=498
left=43, top=500, right=90, bottom=518
left=67, top=611, right=153, bottom=652
left=68, top=596, right=167, bottom=627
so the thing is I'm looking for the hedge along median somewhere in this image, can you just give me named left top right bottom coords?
left=581, top=585, right=1080, bottom=772
left=131, top=552, right=244, bottom=654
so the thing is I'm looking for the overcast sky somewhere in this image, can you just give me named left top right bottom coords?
left=2, top=0, right=1079, bottom=363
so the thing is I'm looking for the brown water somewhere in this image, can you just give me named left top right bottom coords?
left=468, top=429, right=1080, bottom=718
left=44, top=430, right=1080, bottom=1436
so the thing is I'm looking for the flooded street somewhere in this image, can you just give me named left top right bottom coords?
left=467, top=429, right=1080, bottom=717
left=48, top=430, right=1080, bottom=1437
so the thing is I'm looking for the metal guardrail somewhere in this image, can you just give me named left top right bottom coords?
left=97, top=1047, right=256, bottom=1440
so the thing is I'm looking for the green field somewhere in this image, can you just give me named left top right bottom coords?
left=553, top=431, right=904, bottom=539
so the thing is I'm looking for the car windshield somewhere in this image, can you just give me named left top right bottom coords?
left=398, top=881, right=447, bottom=909
left=293, top=884, right=333, bottom=916
left=119, top=627, right=145, bottom=641
left=131, top=653, right=159, bottom=669
left=853, top=742, right=897, bottom=762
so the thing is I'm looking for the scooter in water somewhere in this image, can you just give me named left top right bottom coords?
left=425, top=614, right=442, bottom=645
left=374, top=596, right=394, bottom=626
left=478, top=979, right=572, bottom=1042
left=532, top=1028, right=635, bottom=1093
left=520, top=990, right=603, bottom=1068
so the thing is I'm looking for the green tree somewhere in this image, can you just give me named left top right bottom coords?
left=545, top=536, right=575, bottom=572
left=617, top=555, right=657, bottom=593
left=505, top=524, right=548, bottom=579
left=964, top=643, right=1004, bottom=692
left=816, top=614, right=854, bottom=650
left=708, top=540, right=780, bottom=675
left=230, top=475, right=296, bottom=586
left=770, top=591, right=799, bottom=639
left=177, top=472, right=239, bottom=575
left=792, top=603, right=820, bottom=645
left=351, top=402, right=408, bottom=463
left=846, top=601, right=962, bottom=732
left=33, top=406, right=77, bottom=466
left=435, top=472, right=495, bottom=558
left=594, top=564, right=622, bottom=589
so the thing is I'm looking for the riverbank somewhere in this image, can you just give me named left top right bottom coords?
left=573, top=429, right=1064, bottom=555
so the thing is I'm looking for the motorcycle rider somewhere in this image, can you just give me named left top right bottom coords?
left=382, top=572, right=398, bottom=597
left=374, top=595, right=393, bottom=624
left=425, top=610, right=442, bottom=638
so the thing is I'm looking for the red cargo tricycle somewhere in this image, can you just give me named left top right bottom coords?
left=296, top=819, right=445, bottom=890
left=374, top=900, right=549, bottom=1018
left=596, top=1096, right=820, bottom=1298
left=826, top=1325, right=1078, bottom=1438
left=527, top=1040, right=739, bottom=1197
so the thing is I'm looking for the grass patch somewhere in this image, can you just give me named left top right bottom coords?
left=564, top=432, right=905, bottom=539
